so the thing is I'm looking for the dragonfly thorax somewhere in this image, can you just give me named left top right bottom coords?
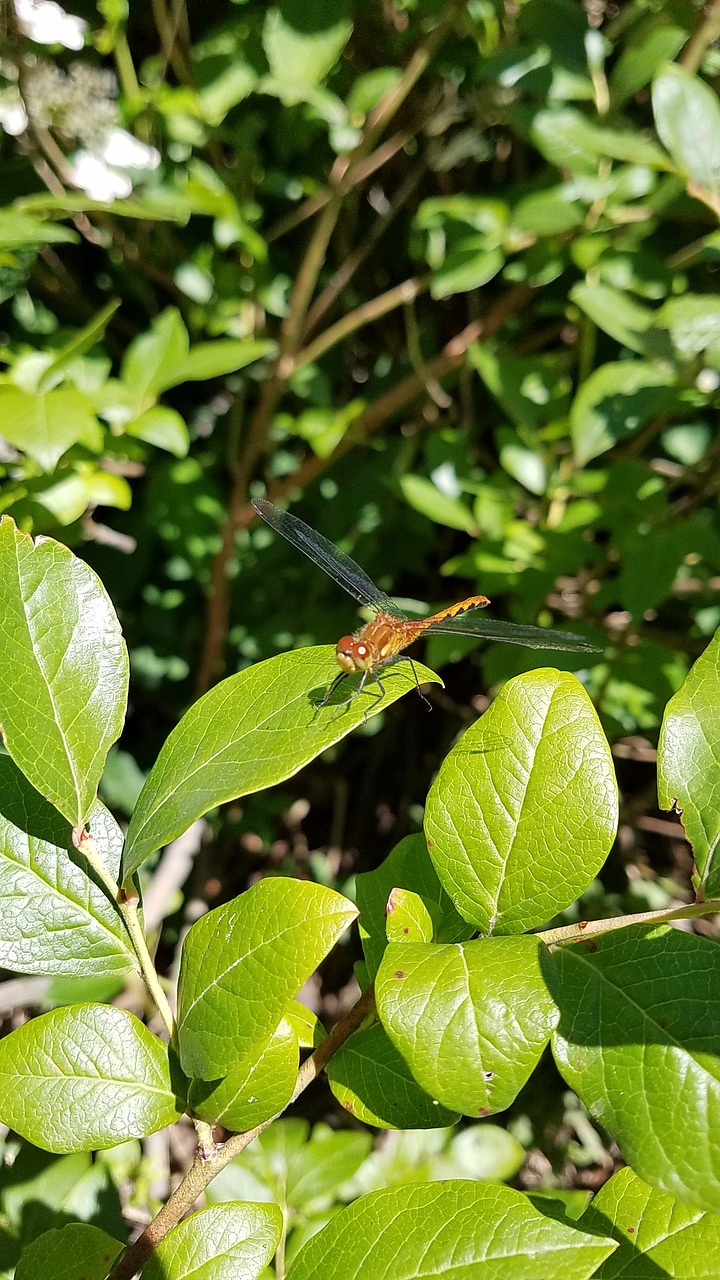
left=336, top=635, right=374, bottom=674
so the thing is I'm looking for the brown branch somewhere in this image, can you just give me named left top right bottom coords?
left=265, top=130, right=413, bottom=243
left=293, top=275, right=431, bottom=372
left=680, top=0, right=720, bottom=74
left=198, top=283, right=532, bottom=690
left=196, top=10, right=463, bottom=693
left=304, top=162, right=427, bottom=336
left=107, top=985, right=376, bottom=1280
left=260, top=284, right=534, bottom=515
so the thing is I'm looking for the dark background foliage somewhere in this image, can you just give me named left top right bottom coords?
left=1, top=0, right=719, bottom=1211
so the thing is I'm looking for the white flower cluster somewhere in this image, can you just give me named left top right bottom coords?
left=14, top=0, right=86, bottom=51
left=70, top=128, right=161, bottom=201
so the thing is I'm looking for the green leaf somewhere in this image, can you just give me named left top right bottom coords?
left=141, top=1203, right=283, bottom=1280
left=446, top=1125, right=525, bottom=1184
left=285, top=1000, right=325, bottom=1049
left=0, top=756, right=134, bottom=977
left=272, top=1123, right=372, bottom=1211
left=15, top=1224, right=123, bottom=1280
left=653, top=63, right=720, bottom=195
left=188, top=1016, right=298, bottom=1132
left=328, top=1021, right=460, bottom=1130
left=0, top=520, right=129, bottom=827
left=176, top=877, right=356, bottom=1079
left=356, top=834, right=473, bottom=981
left=609, top=24, right=687, bottom=108
left=119, top=309, right=189, bottom=407
left=532, top=108, right=671, bottom=171
left=512, top=190, right=585, bottom=236
left=570, top=283, right=675, bottom=360
left=376, top=936, right=558, bottom=1117
left=385, top=887, right=434, bottom=944
left=497, top=429, right=547, bottom=495
left=432, top=245, right=504, bottom=298
left=570, top=361, right=677, bottom=465
left=0, top=212, right=77, bottom=249
left=0, top=386, right=101, bottom=472
left=580, top=1165, right=720, bottom=1277
left=424, top=669, right=618, bottom=933
left=158, top=339, right=276, bottom=391
left=552, top=925, right=720, bottom=1213
left=262, top=0, right=353, bottom=92
left=656, top=293, right=720, bottom=362
left=124, top=406, right=189, bottom=457
left=468, top=345, right=571, bottom=430
left=37, top=300, right=121, bottom=393
left=398, top=475, right=476, bottom=532
left=122, top=648, right=440, bottom=878
left=286, top=1181, right=617, bottom=1279
left=0, top=1004, right=182, bottom=1153
left=658, top=627, right=720, bottom=896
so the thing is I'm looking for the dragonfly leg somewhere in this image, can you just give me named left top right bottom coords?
left=381, top=655, right=432, bottom=710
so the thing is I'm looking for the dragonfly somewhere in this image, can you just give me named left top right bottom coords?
left=252, top=498, right=599, bottom=706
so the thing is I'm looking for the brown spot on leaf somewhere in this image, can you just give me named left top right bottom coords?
left=477, top=1107, right=491, bottom=1117
left=394, top=970, right=406, bottom=980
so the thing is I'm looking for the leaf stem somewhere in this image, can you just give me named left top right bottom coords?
left=538, top=899, right=720, bottom=948
left=120, top=897, right=176, bottom=1038
left=105, top=984, right=376, bottom=1280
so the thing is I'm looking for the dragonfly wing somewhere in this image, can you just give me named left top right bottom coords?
left=252, top=498, right=405, bottom=617
left=425, top=611, right=601, bottom=653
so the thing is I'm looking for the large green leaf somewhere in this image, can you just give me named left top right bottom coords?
left=188, top=1017, right=298, bottom=1132
left=159, top=339, right=276, bottom=390
left=571, top=361, right=678, bottom=465
left=0, top=520, right=129, bottom=828
left=286, top=1181, right=616, bottom=1279
left=262, top=0, right=353, bottom=91
left=37, top=300, right=121, bottom=393
left=141, top=1203, right=283, bottom=1280
left=658, top=628, right=720, bottom=896
left=424, top=669, right=618, bottom=933
left=0, top=1004, right=182, bottom=1153
left=328, top=1021, right=460, bottom=1130
left=356, top=834, right=473, bottom=981
left=0, top=756, right=134, bottom=977
left=0, top=212, right=77, bottom=249
left=653, top=63, right=720, bottom=195
left=119, top=308, right=189, bottom=407
left=0, top=386, right=101, bottom=471
left=580, top=1166, right=720, bottom=1277
left=376, top=936, right=558, bottom=1117
left=552, top=925, right=720, bottom=1213
left=122, top=648, right=439, bottom=879
left=176, top=877, right=356, bottom=1079
left=15, top=1224, right=123, bottom=1280
left=609, top=24, right=687, bottom=107
left=570, top=283, right=674, bottom=360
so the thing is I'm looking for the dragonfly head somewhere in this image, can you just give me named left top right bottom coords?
left=336, top=636, right=373, bottom=674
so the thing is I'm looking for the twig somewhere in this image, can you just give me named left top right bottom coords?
left=293, top=275, right=431, bottom=372
left=538, top=899, right=720, bottom=948
left=680, top=0, right=720, bottom=74
left=303, top=163, right=427, bottom=335
left=106, top=984, right=377, bottom=1280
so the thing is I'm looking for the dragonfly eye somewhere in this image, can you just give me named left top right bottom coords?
left=336, top=636, right=357, bottom=674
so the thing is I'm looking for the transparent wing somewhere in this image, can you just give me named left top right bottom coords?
left=252, top=498, right=405, bottom=617
left=424, top=610, right=601, bottom=652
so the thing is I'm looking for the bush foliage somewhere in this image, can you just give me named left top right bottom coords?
left=1, top=0, right=720, bottom=1276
